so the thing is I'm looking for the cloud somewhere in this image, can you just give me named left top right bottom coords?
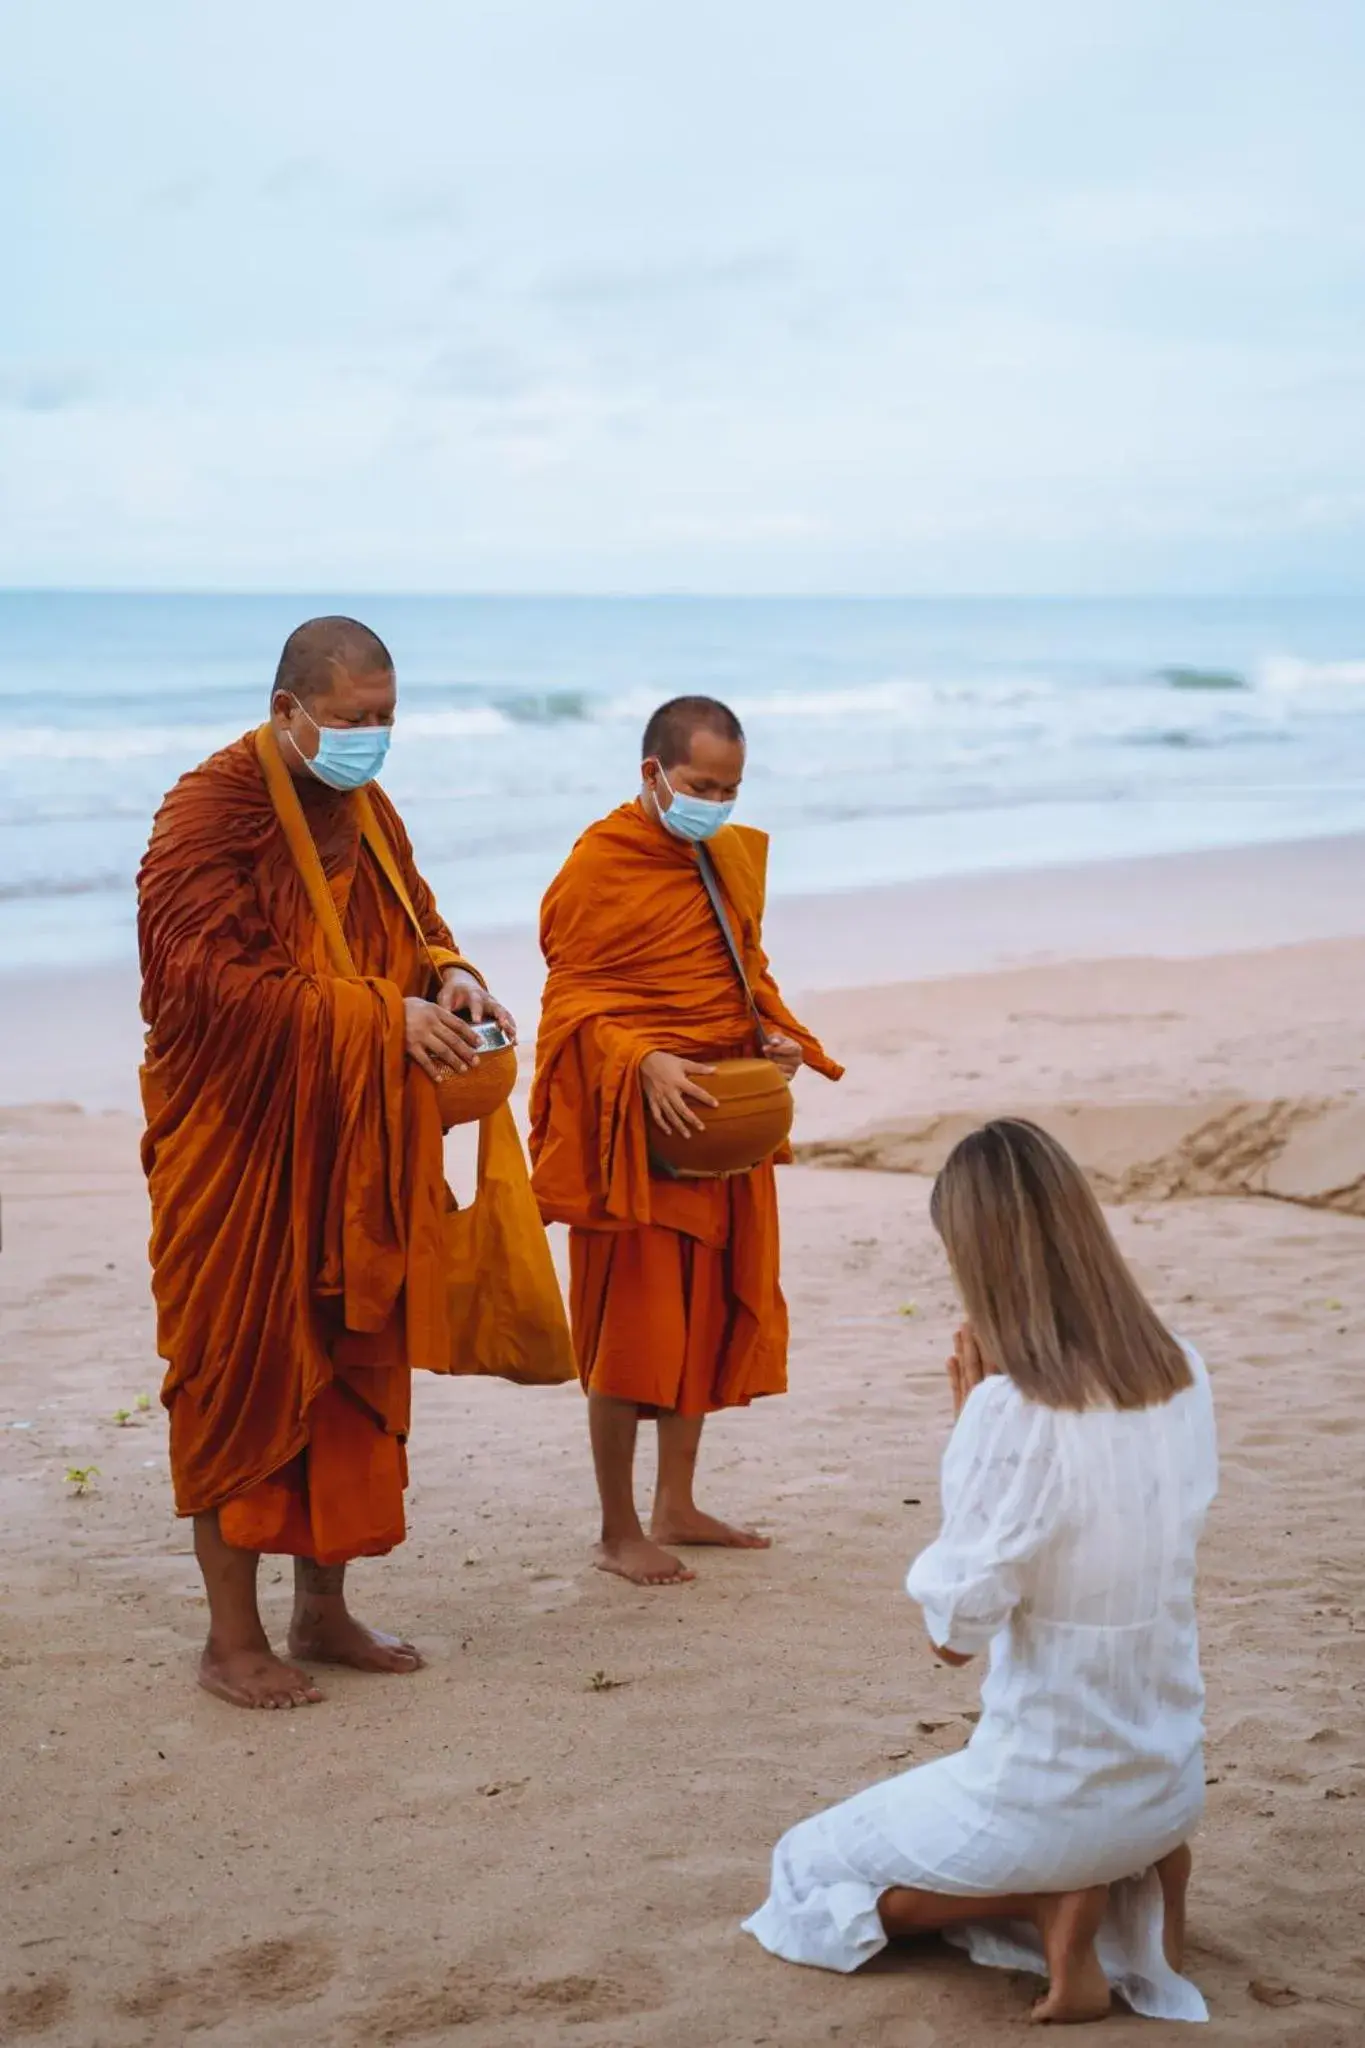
left=650, top=509, right=829, bottom=544
left=419, top=340, right=537, bottom=403
left=536, top=249, right=791, bottom=310
left=144, top=172, right=214, bottom=212
left=260, top=156, right=327, bottom=203
left=0, top=365, right=93, bottom=413
left=380, top=186, right=465, bottom=235
left=4, top=0, right=1365, bottom=589
left=1049, top=186, right=1314, bottom=253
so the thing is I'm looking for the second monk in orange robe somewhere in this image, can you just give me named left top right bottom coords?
left=530, top=695, right=841, bottom=1586
left=139, top=617, right=572, bottom=1707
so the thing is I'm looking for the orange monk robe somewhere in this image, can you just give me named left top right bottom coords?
left=138, top=731, right=571, bottom=1566
left=529, top=803, right=841, bottom=1414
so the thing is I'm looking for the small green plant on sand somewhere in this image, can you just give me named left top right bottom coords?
left=587, top=1670, right=627, bottom=1693
left=66, top=1466, right=99, bottom=1496
left=134, top=1392, right=153, bottom=1413
left=112, top=1408, right=133, bottom=1427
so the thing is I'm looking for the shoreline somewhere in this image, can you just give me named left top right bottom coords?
left=6, top=829, right=1364, bottom=1114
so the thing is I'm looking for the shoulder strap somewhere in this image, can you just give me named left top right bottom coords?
left=353, top=789, right=441, bottom=977
left=696, top=843, right=765, bottom=1049
left=254, top=724, right=359, bottom=979
left=255, top=726, right=468, bottom=994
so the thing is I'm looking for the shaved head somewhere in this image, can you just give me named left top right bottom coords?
left=641, top=695, right=745, bottom=771
left=272, top=616, right=393, bottom=706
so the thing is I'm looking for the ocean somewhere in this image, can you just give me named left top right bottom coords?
left=2, top=592, right=1364, bottom=972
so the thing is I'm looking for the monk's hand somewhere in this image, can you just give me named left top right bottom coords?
left=640, top=1051, right=718, bottom=1139
left=948, top=1323, right=994, bottom=1419
left=762, top=1030, right=802, bottom=1080
left=404, top=997, right=481, bottom=1082
left=436, top=967, right=518, bottom=1044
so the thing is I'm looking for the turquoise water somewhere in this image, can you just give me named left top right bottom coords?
left=2, top=592, right=1364, bottom=968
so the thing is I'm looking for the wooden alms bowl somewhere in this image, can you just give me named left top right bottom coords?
left=434, top=1044, right=518, bottom=1130
left=649, top=1056, right=793, bottom=1179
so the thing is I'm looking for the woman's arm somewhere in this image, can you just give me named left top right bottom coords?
left=907, top=1378, right=1064, bottom=1661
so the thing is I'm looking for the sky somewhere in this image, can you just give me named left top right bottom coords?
left=3, top=0, right=1365, bottom=594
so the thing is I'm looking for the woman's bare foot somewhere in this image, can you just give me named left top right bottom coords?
left=1030, top=1886, right=1112, bottom=2025
left=199, top=1642, right=324, bottom=1709
left=287, top=1609, right=423, bottom=1672
left=594, top=1535, right=697, bottom=1586
left=649, top=1506, right=771, bottom=1549
left=1156, top=1844, right=1191, bottom=1972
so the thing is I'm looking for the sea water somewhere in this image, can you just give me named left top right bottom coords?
left=2, top=591, right=1364, bottom=970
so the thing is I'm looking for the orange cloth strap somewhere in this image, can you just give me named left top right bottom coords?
left=353, top=788, right=484, bottom=987
left=253, top=723, right=479, bottom=988
left=255, top=722, right=359, bottom=975
left=356, top=795, right=484, bottom=986
left=355, top=790, right=434, bottom=967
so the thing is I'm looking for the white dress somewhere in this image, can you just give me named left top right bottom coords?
left=744, top=1347, right=1217, bottom=2022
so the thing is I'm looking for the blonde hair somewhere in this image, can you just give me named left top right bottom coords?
left=929, top=1118, right=1192, bottom=1411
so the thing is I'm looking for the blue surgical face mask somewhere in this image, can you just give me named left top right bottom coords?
left=654, top=764, right=735, bottom=843
left=288, top=697, right=391, bottom=791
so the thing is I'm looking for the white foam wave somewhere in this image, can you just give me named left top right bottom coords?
left=6, top=704, right=515, bottom=762
left=6, top=722, right=244, bottom=762
left=1256, top=654, right=1365, bottom=696
left=597, top=675, right=1064, bottom=728
left=399, top=706, right=513, bottom=739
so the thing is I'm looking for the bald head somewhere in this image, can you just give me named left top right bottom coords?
left=272, top=616, right=394, bottom=708
left=270, top=616, right=397, bottom=783
left=640, top=693, right=746, bottom=825
left=641, top=695, right=745, bottom=771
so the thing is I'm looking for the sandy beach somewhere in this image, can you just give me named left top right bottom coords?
left=3, top=833, right=1364, bottom=2047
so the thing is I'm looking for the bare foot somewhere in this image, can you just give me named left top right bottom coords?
left=650, top=1507, right=771, bottom=1549
left=288, top=1608, right=423, bottom=1673
left=1030, top=1886, right=1112, bottom=2025
left=1156, top=1844, right=1191, bottom=1972
left=198, top=1643, right=324, bottom=1710
left=594, top=1535, right=697, bottom=1587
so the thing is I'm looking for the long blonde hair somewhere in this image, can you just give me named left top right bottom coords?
left=929, top=1118, right=1191, bottom=1411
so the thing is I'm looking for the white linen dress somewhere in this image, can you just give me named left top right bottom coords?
left=744, top=1347, right=1217, bottom=2022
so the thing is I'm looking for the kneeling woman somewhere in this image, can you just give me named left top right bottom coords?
left=744, top=1119, right=1217, bottom=2024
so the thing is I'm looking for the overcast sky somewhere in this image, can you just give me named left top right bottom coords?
left=3, top=1, right=1364, bottom=593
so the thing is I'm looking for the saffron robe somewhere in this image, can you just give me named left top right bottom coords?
left=138, top=729, right=572, bottom=1562
left=529, top=803, right=841, bottom=1414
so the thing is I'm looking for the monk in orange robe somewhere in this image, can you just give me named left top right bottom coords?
left=530, top=695, right=841, bottom=1586
left=139, top=616, right=571, bottom=1707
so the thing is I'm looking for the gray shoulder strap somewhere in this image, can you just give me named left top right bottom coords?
left=696, top=844, right=764, bottom=1043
